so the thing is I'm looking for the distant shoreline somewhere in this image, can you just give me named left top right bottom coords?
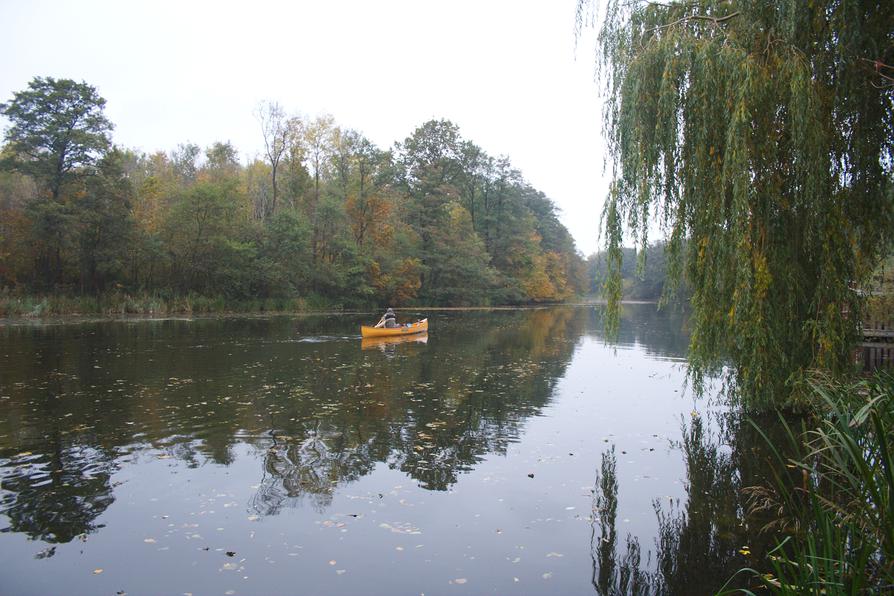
left=0, top=295, right=659, bottom=325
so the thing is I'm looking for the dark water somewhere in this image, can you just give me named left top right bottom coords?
left=0, top=306, right=771, bottom=595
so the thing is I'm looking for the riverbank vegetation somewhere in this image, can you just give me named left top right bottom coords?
left=579, top=0, right=894, bottom=593
left=710, top=372, right=894, bottom=595
left=0, top=291, right=327, bottom=318
left=0, top=80, right=587, bottom=314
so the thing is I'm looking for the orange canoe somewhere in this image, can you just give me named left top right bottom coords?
left=360, top=318, right=428, bottom=338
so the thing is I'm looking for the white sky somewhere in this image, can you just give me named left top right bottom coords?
left=0, top=0, right=609, bottom=255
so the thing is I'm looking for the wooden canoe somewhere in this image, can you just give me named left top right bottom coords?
left=360, top=318, right=428, bottom=338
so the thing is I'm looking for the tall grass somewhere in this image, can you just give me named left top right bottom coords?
left=724, top=372, right=894, bottom=594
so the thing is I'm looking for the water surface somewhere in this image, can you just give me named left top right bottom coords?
left=0, top=306, right=764, bottom=595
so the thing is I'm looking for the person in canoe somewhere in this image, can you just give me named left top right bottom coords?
left=374, top=307, right=398, bottom=329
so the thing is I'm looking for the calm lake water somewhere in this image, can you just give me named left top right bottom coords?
left=0, top=306, right=771, bottom=595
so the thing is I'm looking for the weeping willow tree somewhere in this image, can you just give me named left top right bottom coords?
left=582, top=0, right=894, bottom=406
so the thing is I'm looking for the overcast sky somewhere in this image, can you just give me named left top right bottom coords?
left=1, top=0, right=608, bottom=255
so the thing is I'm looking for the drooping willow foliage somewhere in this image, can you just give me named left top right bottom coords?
left=582, top=0, right=894, bottom=407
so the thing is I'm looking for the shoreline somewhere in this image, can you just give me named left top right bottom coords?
left=0, top=298, right=661, bottom=326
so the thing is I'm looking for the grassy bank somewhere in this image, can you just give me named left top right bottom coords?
left=723, top=371, right=894, bottom=594
left=0, top=292, right=594, bottom=319
left=0, top=292, right=348, bottom=318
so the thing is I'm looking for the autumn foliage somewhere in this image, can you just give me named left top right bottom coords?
left=0, top=78, right=587, bottom=308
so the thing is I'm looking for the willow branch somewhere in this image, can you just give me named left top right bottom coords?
left=646, top=11, right=740, bottom=34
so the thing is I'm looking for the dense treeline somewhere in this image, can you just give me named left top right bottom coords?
left=0, top=78, right=587, bottom=310
left=586, top=241, right=686, bottom=302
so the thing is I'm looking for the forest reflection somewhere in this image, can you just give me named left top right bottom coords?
left=1, top=308, right=586, bottom=539
left=589, top=410, right=789, bottom=595
left=1, top=302, right=738, bottom=588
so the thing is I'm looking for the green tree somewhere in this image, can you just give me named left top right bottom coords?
left=0, top=77, right=113, bottom=201
left=302, top=114, right=336, bottom=264
left=204, top=141, right=241, bottom=181
left=0, top=165, right=36, bottom=286
left=422, top=202, right=498, bottom=305
left=394, top=120, right=467, bottom=298
left=0, top=77, right=115, bottom=289
left=76, top=149, right=135, bottom=293
left=163, top=179, right=254, bottom=296
left=257, top=210, right=312, bottom=296
left=170, top=143, right=200, bottom=185
left=586, top=0, right=894, bottom=405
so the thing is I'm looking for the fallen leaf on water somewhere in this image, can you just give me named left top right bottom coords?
left=93, top=568, right=103, bottom=575
left=542, top=572, right=553, bottom=580
left=329, top=560, right=337, bottom=566
left=336, top=569, right=346, bottom=575
left=546, top=552, right=564, bottom=558
left=144, top=538, right=156, bottom=544
left=453, top=578, right=467, bottom=584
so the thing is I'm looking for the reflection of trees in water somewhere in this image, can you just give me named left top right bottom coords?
left=0, top=305, right=695, bottom=545
left=250, top=423, right=379, bottom=515
left=651, top=414, right=743, bottom=594
left=590, top=413, right=784, bottom=595
left=245, top=308, right=586, bottom=509
left=0, top=309, right=588, bottom=542
left=0, top=339, right=120, bottom=546
left=587, top=304, right=690, bottom=361
left=591, top=447, right=653, bottom=595
left=0, top=435, right=115, bottom=545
